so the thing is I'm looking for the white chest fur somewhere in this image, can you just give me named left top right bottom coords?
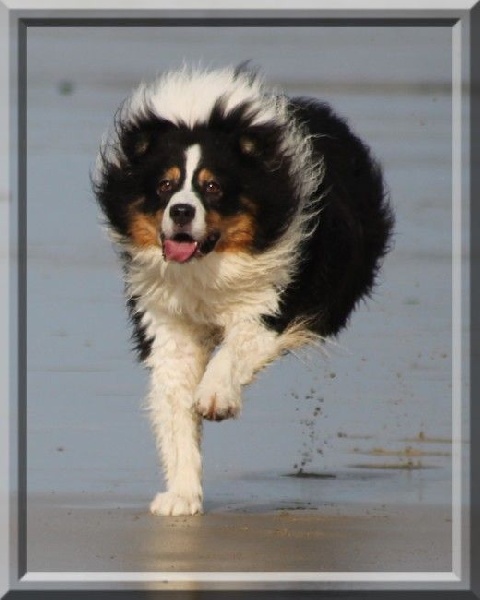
left=124, top=245, right=292, bottom=331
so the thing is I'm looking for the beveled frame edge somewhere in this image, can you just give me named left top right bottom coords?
left=1, top=2, right=477, bottom=599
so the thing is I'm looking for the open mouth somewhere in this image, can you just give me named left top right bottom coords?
left=161, top=232, right=220, bottom=263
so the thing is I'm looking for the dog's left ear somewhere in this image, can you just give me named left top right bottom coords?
left=238, top=128, right=281, bottom=169
left=239, top=135, right=257, bottom=157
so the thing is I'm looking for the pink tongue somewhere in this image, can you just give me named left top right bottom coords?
left=163, top=239, right=198, bottom=263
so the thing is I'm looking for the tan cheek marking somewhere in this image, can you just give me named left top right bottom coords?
left=206, top=210, right=256, bottom=253
left=128, top=207, right=164, bottom=248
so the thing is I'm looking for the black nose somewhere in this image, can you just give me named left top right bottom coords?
left=169, top=203, right=196, bottom=227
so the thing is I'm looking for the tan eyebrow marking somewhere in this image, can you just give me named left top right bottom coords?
left=162, top=166, right=181, bottom=183
left=197, top=168, right=218, bottom=186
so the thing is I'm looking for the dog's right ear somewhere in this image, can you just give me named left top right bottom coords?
left=117, top=116, right=172, bottom=163
left=129, top=129, right=152, bottom=158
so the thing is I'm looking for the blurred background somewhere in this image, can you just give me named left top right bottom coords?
left=24, top=23, right=465, bottom=570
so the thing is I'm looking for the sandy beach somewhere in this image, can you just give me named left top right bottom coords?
left=27, top=494, right=452, bottom=576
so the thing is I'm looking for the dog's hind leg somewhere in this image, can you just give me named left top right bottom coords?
left=145, top=318, right=212, bottom=516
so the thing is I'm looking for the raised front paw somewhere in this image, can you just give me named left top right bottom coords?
left=194, top=379, right=241, bottom=421
left=150, top=492, right=203, bottom=516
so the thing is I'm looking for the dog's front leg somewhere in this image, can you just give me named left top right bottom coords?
left=146, top=319, right=210, bottom=516
left=195, top=319, right=281, bottom=421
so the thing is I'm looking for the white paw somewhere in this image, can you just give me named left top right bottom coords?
left=195, top=377, right=241, bottom=421
left=150, top=492, right=203, bottom=516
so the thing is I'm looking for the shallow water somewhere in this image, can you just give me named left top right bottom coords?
left=24, top=24, right=465, bottom=574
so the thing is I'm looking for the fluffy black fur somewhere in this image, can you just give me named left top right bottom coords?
left=263, top=97, right=394, bottom=337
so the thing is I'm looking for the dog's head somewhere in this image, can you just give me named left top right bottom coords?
left=94, top=68, right=309, bottom=263
left=124, top=129, right=262, bottom=263
left=96, top=117, right=296, bottom=263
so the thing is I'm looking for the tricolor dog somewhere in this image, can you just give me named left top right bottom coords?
left=93, top=65, right=394, bottom=516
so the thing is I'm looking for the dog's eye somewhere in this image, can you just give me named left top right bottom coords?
left=204, top=180, right=222, bottom=195
left=158, top=179, right=173, bottom=194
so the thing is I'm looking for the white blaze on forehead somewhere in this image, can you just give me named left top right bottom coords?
left=161, top=144, right=206, bottom=242
left=182, top=144, right=202, bottom=191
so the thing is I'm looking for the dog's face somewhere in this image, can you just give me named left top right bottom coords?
left=96, top=112, right=297, bottom=261
left=128, top=133, right=259, bottom=263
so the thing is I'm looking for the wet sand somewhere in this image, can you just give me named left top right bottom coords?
left=27, top=494, right=451, bottom=575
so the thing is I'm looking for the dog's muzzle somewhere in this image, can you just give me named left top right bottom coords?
left=160, top=201, right=220, bottom=263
